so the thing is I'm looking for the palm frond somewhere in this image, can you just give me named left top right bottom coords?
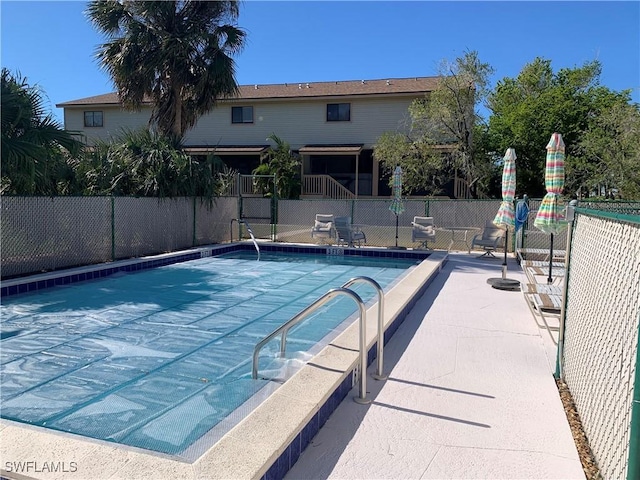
left=86, top=0, right=246, bottom=140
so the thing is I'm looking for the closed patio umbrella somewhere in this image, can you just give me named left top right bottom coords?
left=534, top=133, right=567, bottom=284
left=389, top=166, right=405, bottom=248
left=488, top=148, right=520, bottom=291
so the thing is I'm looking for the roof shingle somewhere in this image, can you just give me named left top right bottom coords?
left=56, top=76, right=440, bottom=107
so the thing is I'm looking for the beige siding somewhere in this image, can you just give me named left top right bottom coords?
left=64, top=95, right=419, bottom=148
left=65, top=107, right=152, bottom=144
left=185, top=96, right=417, bottom=149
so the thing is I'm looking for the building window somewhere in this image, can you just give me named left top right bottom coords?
left=232, top=106, right=253, bottom=124
left=84, top=111, right=103, bottom=127
left=327, top=103, right=350, bottom=122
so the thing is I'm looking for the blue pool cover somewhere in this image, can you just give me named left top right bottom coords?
left=0, top=252, right=418, bottom=456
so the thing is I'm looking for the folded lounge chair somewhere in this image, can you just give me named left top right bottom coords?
left=524, top=265, right=566, bottom=286
left=516, top=248, right=566, bottom=263
left=522, top=282, right=562, bottom=344
left=334, top=216, right=366, bottom=247
left=411, top=216, right=436, bottom=249
left=470, top=220, right=505, bottom=258
left=311, top=214, right=335, bottom=243
left=521, top=259, right=565, bottom=268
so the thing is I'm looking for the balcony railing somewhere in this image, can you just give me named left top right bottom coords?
left=222, top=174, right=273, bottom=197
left=302, top=174, right=356, bottom=199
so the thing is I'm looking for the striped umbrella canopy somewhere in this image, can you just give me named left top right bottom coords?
left=389, top=166, right=405, bottom=216
left=493, top=148, right=517, bottom=230
left=534, top=133, right=567, bottom=234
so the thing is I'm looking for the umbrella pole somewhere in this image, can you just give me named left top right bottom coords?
left=487, top=225, right=520, bottom=291
left=502, top=228, right=509, bottom=279
left=548, top=233, right=554, bottom=284
left=395, top=214, right=399, bottom=247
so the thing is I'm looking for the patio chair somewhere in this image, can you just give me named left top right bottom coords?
left=470, top=220, right=505, bottom=258
left=411, top=216, right=436, bottom=249
left=311, top=214, right=335, bottom=243
left=334, top=216, right=366, bottom=247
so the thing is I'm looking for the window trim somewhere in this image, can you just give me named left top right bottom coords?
left=326, top=103, right=351, bottom=122
left=84, top=111, right=103, bottom=128
left=231, top=106, right=254, bottom=124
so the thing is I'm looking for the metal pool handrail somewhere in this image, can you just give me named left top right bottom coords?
left=230, top=218, right=260, bottom=261
left=252, top=287, right=371, bottom=404
left=341, top=276, right=387, bottom=380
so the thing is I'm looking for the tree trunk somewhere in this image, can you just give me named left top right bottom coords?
left=172, top=91, right=182, bottom=138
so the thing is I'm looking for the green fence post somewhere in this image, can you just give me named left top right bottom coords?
left=425, top=199, right=430, bottom=217
left=272, top=174, right=278, bottom=241
left=111, top=196, right=115, bottom=261
left=238, top=195, right=244, bottom=239
left=628, top=319, right=640, bottom=480
left=192, top=196, right=197, bottom=247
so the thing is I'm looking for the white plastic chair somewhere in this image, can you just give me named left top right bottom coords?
left=311, top=214, right=335, bottom=243
left=411, top=216, right=436, bottom=249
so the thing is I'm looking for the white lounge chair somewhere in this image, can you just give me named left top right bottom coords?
left=411, top=216, right=436, bottom=249
left=334, top=216, right=366, bottom=247
left=470, top=220, right=505, bottom=257
left=311, top=214, right=335, bottom=243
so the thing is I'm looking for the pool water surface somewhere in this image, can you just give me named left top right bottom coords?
left=0, top=252, right=418, bottom=456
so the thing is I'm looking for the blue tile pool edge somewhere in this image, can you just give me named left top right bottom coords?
left=0, top=243, right=431, bottom=299
left=261, top=254, right=448, bottom=480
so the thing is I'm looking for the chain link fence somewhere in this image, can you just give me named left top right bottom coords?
left=12, top=196, right=640, bottom=278
left=561, top=209, right=640, bottom=480
left=576, top=200, right=640, bottom=216
left=1, top=196, right=236, bottom=279
left=517, top=200, right=640, bottom=254
left=1, top=196, right=112, bottom=277
left=5, top=196, right=639, bottom=278
left=276, top=198, right=503, bottom=250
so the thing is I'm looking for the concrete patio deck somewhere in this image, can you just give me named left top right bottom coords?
left=285, top=252, right=584, bottom=479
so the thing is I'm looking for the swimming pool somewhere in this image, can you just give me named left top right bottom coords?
left=0, top=247, right=422, bottom=457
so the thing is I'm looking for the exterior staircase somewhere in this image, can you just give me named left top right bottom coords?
left=301, top=175, right=356, bottom=199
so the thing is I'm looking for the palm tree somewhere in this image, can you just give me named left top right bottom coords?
left=1, top=68, right=82, bottom=195
left=76, top=128, right=225, bottom=199
left=87, top=0, right=246, bottom=140
left=252, top=133, right=301, bottom=199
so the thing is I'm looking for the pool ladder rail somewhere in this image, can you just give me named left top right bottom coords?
left=230, top=218, right=260, bottom=261
left=252, top=276, right=386, bottom=405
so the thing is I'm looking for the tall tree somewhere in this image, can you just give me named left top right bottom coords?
left=575, top=100, right=640, bottom=199
left=1, top=68, right=82, bottom=195
left=373, top=131, right=447, bottom=196
left=87, top=0, right=246, bottom=140
left=374, top=50, right=495, bottom=197
left=76, top=128, right=226, bottom=199
left=412, top=50, right=494, bottom=195
left=487, top=58, right=639, bottom=198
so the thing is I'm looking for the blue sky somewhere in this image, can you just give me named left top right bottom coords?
left=2, top=1, right=639, bottom=124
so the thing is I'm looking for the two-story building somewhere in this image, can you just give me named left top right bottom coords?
left=57, top=76, right=446, bottom=198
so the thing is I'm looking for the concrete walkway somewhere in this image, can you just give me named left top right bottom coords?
left=285, top=253, right=584, bottom=480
